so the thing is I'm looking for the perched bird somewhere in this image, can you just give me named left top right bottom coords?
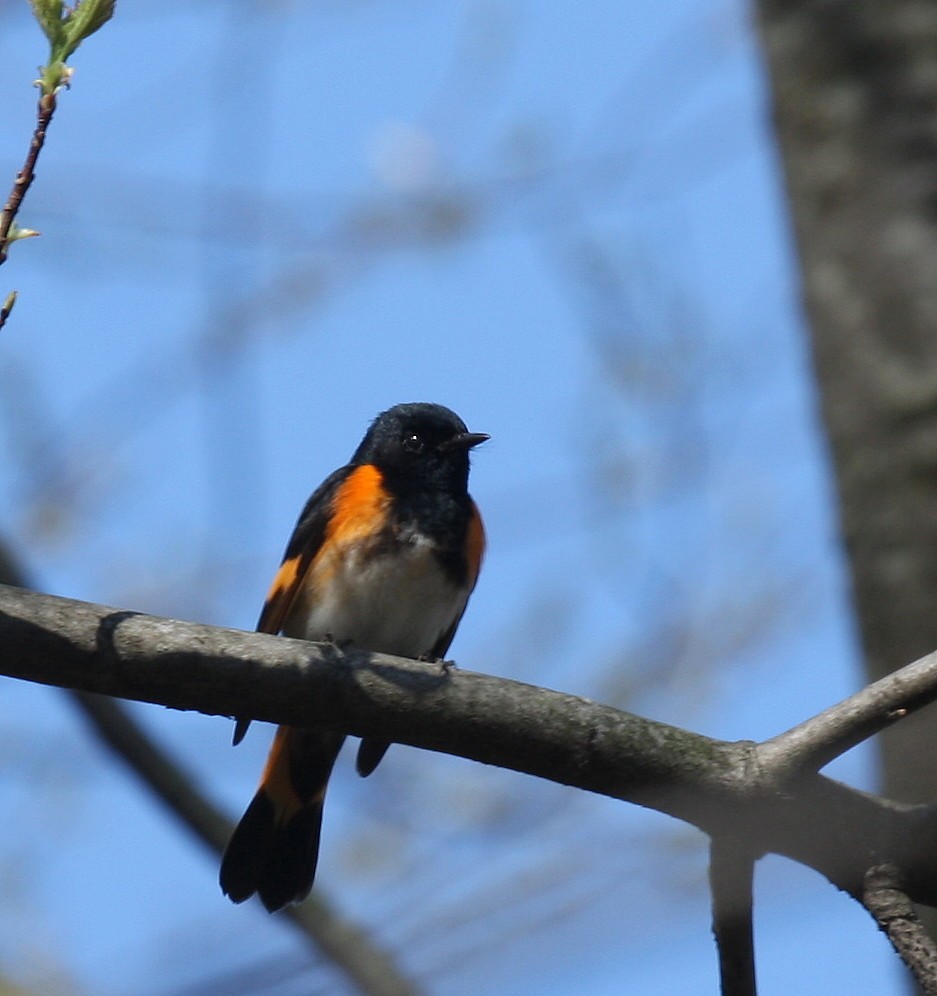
left=220, top=403, right=487, bottom=912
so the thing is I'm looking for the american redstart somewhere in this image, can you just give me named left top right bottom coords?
left=220, top=403, right=487, bottom=912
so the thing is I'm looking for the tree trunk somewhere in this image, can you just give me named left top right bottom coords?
left=755, top=0, right=937, bottom=808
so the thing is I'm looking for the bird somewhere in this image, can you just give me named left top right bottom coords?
left=220, top=402, right=487, bottom=912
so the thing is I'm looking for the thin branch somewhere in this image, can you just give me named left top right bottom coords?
left=863, top=864, right=937, bottom=994
left=0, top=92, right=57, bottom=265
left=710, top=836, right=757, bottom=996
left=758, top=646, right=937, bottom=776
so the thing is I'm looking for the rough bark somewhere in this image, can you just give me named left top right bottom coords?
left=864, top=864, right=937, bottom=993
left=7, top=583, right=937, bottom=917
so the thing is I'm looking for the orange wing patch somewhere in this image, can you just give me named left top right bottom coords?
left=465, top=501, right=486, bottom=589
left=256, top=553, right=305, bottom=635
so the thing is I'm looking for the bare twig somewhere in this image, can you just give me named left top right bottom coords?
left=863, top=864, right=937, bottom=994
left=0, top=92, right=57, bottom=265
left=758, top=646, right=937, bottom=776
left=710, top=837, right=757, bottom=996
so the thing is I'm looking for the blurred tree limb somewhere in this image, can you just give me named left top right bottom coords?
left=0, top=557, right=414, bottom=996
left=69, top=691, right=417, bottom=996
left=4, top=585, right=937, bottom=990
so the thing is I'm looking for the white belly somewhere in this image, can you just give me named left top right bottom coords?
left=284, top=533, right=466, bottom=659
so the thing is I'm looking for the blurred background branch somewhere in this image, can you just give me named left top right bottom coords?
left=0, top=552, right=416, bottom=996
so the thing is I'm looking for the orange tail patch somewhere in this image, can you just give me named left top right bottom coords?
left=221, top=726, right=344, bottom=912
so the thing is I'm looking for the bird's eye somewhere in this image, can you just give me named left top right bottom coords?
left=402, top=433, right=423, bottom=454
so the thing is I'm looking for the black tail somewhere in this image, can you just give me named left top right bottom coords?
left=220, top=726, right=343, bottom=912
left=220, top=790, right=325, bottom=912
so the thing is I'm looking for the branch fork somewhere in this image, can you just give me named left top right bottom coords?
left=4, top=583, right=937, bottom=993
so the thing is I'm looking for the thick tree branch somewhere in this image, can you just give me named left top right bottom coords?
left=0, top=584, right=744, bottom=817
left=5, top=583, right=937, bottom=919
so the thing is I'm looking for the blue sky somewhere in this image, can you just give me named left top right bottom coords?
left=0, top=1, right=901, bottom=993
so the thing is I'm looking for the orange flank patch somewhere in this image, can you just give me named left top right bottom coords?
left=465, top=502, right=486, bottom=588
left=256, top=554, right=304, bottom=635
left=258, top=727, right=307, bottom=824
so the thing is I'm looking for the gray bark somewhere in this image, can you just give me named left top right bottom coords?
left=5, top=582, right=937, bottom=916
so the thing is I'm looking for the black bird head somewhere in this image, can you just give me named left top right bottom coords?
left=351, top=403, right=488, bottom=492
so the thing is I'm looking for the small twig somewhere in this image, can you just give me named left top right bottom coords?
left=758, top=646, right=937, bottom=775
left=863, top=864, right=937, bottom=994
left=710, top=836, right=757, bottom=996
left=0, top=91, right=57, bottom=265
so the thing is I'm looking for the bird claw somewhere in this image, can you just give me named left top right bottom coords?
left=415, top=654, right=455, bottom=674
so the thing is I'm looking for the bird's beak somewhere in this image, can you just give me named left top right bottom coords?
left=444, top=431, right=490, bottom=451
